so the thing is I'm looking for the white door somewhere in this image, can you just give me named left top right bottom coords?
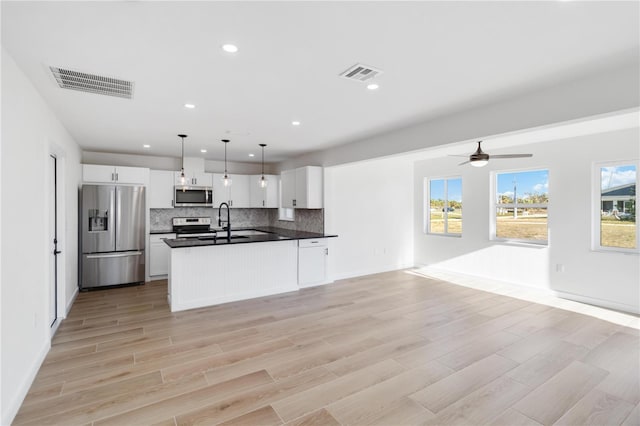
left=49, top=155, right=59, bottom=327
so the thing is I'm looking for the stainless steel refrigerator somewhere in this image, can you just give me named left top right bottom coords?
left=80, top=185, right=145, bottom=289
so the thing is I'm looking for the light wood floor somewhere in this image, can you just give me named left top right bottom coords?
left=14, top=270, right=640, bottom=425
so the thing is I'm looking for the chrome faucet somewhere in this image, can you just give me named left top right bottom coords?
left=218, top=202, right=231, bottom=240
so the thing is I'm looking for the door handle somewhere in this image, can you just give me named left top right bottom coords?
left=86, top=251, right=143, bottom=259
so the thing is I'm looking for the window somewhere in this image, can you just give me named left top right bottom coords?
left=493, top=169, right=548, bottom=243
left=594, top=161, right=637, bottom=251
left=278, top=180, right=295, bottom=222
left=425, top=177, right=462, bottom=236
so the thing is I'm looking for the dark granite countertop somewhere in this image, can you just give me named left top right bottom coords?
left=163, top=227, right=337, bottom=248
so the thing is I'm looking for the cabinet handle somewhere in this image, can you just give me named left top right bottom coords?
left=293, top=199, right=296, bottom=207
left=262, top=200, right=265, bottom=207
left=111, top=172, right=115, bottom=181
left=230, top=200, right=233, bottom=207
left=115, top=173, right=119, bottom=181
left=325, top=248, right=328, bottom=255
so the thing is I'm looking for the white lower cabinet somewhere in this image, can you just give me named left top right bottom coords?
left=298, top=238, right=328, bottom=287
left=150, top=234, right=175, bottom=277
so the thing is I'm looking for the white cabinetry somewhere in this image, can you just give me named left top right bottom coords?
left=83, top=164, right=149, bottom=185
left=213, top=174, right=251, bottom=207
left=250, top=175, right=279, bottom=208
left=149, top=170, right=175, bottom=208
left=280, top=166, right=323, bottom=209
left=150, top=233, right=175, bottom=277
left=298, top=238, right=328, bottom=287
left=174, top=171, right=212, bottom=187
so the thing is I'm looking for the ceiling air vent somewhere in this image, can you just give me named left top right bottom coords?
left=339, top=63, right=383, bottom=82
left=49, top=66, right=134, bottom=99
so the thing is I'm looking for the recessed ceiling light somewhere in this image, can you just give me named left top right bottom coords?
left=222, top=44, right=238, bottom=53
left=291, top=121, right=301, bottom=126
left=248, top=153, right=255, bottom=157
left=184, top=103, right=195, bottom=109
left=200, top=149, right=207, bottom=153
left=367, top=83, right=379, bottom=90
left=143, top=144, right=150, bottom=148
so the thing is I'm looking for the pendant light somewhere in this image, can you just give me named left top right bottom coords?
left=178, top=134, right=187, bottom=190
left=259, top=143, right=267, bottom=188
left=221, top=139, right=232, bottom=187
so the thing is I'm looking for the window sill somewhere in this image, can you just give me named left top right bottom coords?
left=424, top=233, right=462, bottom=238
left=590, top=248, right=639, bottom=255
left=490, top=238, right=548, bottom=248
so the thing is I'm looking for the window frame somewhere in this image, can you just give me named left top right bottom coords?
left=592, top=159, right=639, bottom=254
left=424, top=176, right=463, bottom=237
left=491, top=167, right=549, bottom=246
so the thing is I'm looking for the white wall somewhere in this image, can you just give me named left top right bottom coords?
left=414, top=127, right=640, bottom=313
left=277, top=61, right=639, bottom=171
left=325, top=156, right=414, bottom=280
left=1, top=48, right=82, bottom=424
left=82, top=151, right=276, bottom=175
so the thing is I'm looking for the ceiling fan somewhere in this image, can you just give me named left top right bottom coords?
left=452, top=141, right=533, bottom=167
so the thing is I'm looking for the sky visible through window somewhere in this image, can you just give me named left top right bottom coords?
left=429, top=179, right=462, bottom=201
left=601, top=165, right=636, bottom=190
left=497, top=170, right=548, bottom=200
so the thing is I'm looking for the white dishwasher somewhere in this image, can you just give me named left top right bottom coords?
left=298, top=238, right=328, bottom=287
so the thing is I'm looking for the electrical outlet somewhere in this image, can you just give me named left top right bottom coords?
left=556, top=264, right=565, bottom=273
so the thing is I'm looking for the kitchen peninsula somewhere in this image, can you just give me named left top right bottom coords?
left=165, top=227, right=337, bottom=312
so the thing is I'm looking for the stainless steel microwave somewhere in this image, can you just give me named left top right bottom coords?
left=174, top=186, right=213, bottom=207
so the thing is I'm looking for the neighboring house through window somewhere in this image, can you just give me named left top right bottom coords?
left=594, top=161, right=637, bottom=251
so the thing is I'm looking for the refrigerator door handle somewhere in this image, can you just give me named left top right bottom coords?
left=86, top=251, right=143, bottom=259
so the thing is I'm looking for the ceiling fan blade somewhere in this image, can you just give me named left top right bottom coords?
left=490, top=154, right=533, bottom=159
left=448, top=154, right=469, bottom=157
left=458, top=160, right=470, bottom=166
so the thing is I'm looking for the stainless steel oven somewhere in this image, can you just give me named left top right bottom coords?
left=174, top=186, right=213, bottom=207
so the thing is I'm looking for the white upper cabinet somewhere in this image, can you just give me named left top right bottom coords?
left=281, top=169, right=297, bottom=209
left=213, top=173, right=251, bottom=208
left=149, top=170, right=175, bottom=208
left=174, top=171, right=212, bottom=187
left=281, top=166, right=323, bottom=209
left=250, top=175, right=279, bottom=208
left=83, top=164, right=149, bottom=185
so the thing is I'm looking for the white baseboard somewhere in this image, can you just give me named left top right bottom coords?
left=2, top=340, right=51, bottom=425
left=553, top=290, right=639, bottom=315
left=65, top=286, right=79, bottom=316
left=331, top=262, right=415, bottom=282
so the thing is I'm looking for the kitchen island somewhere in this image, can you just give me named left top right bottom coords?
left=164, top=227, right=336, bottom=312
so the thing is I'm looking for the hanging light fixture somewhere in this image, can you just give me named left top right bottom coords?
left=221, top=139, right=232, bottom=187
left=178, top=134, right=188, bottom=190
left=259, top=143, right=267, bottom=188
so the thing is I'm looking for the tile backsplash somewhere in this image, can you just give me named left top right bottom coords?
left=150, top=207, right=324, bottom=234
left=268, top=209, right=324, bottom=234
left=150, top=207, right=269, bottom=231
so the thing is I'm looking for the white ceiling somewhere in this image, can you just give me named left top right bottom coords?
left=2, top=1, right=638, bottom=163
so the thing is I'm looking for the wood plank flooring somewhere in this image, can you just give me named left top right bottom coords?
left=13, top=270, right=640, bottom=425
